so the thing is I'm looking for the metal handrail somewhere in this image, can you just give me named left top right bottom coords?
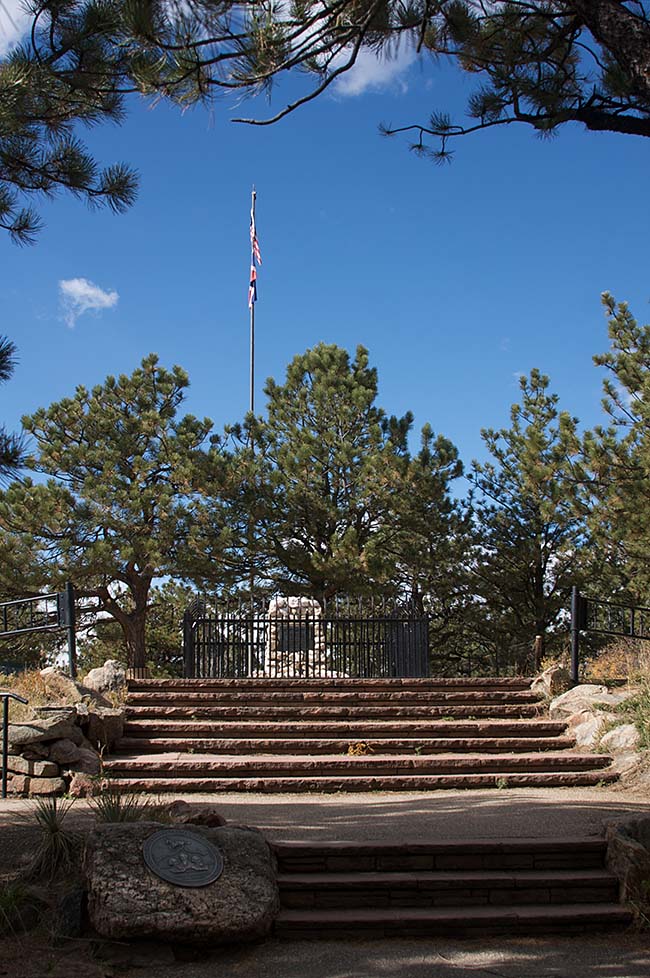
left=1, top=692, right=28, bottom=799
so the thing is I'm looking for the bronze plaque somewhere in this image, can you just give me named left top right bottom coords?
left=142, top=829, right=224, bottom=888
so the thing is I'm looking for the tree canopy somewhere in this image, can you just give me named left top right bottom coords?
left=0, top=336, right=25, bottom=480
left=468, top=368, right=585, bottom=667
left=0, top=354, right=212, bottom=668
left=583, top=293, right=650, bottom=602
left=193, top=343, right=464, bottom=605
left=2, top=1, right=650, bottom=240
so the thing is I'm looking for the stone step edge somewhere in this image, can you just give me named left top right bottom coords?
left=126, top=703, right=541, bottom=720
left=115, top=736, right=576, bottom=754
left=272, top=838, right=608, bottom=855
left=125, top=717, right=567, bottom=736
left=273, top=903, right=631, bottom=933
left=127, top=691, right=541, bottom=701
left=277, top=868, right=617, bottom=887
left=103, top=750, right=610, bottom=765
left=127, top=678, right=534, bottom=689
left=103, top=771, right=619, bottom=792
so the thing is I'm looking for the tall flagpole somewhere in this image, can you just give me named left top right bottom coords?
left=249, top=186, right=257, bottom=416
left=247, top=186, right=260, bottom=671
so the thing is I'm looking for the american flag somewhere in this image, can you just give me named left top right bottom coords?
left=248, top=263, right=257, bottom=309
left=250, top=204, right=262, bottom=266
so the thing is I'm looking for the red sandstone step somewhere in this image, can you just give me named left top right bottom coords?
left=273, top=903, right=631, bottom=938
left=116, top=735, right=576, bottom=755
left=127, top=678, right=534, bottom=691
left=104, top=770, right=618, bottom=793
left=124, top=704, right=542, bottom=720
left=272, top=838, right=609, bottom=871
left=277, top=868, right=619, bottom=908
left=126, top=689, right=540, bottom=705
left=121, top=719, right=569, bottom=739
left=103, top=751, right=610, bottom=776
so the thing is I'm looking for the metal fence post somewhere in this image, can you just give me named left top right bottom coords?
left=183, top=610, right=195, bottom=679
left=570, top=586, right=582, bottom=686
left=1, top=693, right=28, bottom=799
left=65, top=582, right=77, bottom=678
left=2, top=696, right=7, bottom=800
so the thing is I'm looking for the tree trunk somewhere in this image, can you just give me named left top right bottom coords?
left=570, top=0, right=650, bottom=103
left=122, top=612, right=147, bottom=673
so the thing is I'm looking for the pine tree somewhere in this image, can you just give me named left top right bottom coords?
left=469, top=369, right=585, bottom=668
left=248, top=343, right=413, bottom=602
left=583, top=293, right=650, bottom=602
left=193, top=343, right=466, bottom=607
left=0, top=336, right=24, bottom=480
left=0, top=355, right=212, bottom=670
left=380, top=423, right=473, bottom=667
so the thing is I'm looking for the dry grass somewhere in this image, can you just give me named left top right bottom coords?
left=0, top=669, right=81, bottom=722
left=0, top=668, right=127, bottom=722
left=585, top=638, right=650, bottom=684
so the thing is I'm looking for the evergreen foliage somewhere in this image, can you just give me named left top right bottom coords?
left=583, top=293, right=650, bottom=601
left=469, top=369, right=586, bottom=669
left=6, top=317, right=650, bottom=676
left=2, top=2, right=650, bottom=239
left=0, top=337, right=25, bottom=480
left=0, top=355, right=212, bottom=669
left=194, top=343, right=464, bottom=607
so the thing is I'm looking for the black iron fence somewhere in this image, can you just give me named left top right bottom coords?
left=0, top=584, right=77, bottom=677
left=1, top=691, right=28, bottom=798
left=570, top=586, right=650, bottom=683
left=183, top=607, right=430, bottom=679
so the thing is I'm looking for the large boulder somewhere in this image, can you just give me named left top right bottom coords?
left=8, top=709, right=78, bottom=749
left=531, top=664, right=572, bottom=698
left=606, top=817, right=650, bottom=915
left=38, top=666, right=107, bottom=705
left=85, top=822, right=279, bottom=945
left=67, top=748, right=102, bottom=776
left=48, top=738, right=81, bottom=765
left=549, top=684, right=628, bottom=719
left=83, top=660, right=126, bottom=695
left=163, top=799, right=227, bottom=828
left=86, top=707, right=124, bottom=751
left=567, top=710, right=610, bottom=749
left=7, top=755, right=59, bottom=778
left=600, top=723, right=641, bottom=754
left=28, top=776, right=67, bottom=797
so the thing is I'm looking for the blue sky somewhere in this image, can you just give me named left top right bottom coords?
left=2, top=17, right=650, bottom=483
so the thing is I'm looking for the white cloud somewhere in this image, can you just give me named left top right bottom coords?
left=333, top=44, right=417, bottom=97
left=0, top=0, right=30, bottom=57
left=59, top=277, right=119, bottom=328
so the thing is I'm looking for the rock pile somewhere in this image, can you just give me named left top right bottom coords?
left=4, top=663, right=126, bottom=798
left=548, top=681, right=643, bottom=779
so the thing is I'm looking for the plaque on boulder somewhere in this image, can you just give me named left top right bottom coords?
left=143, top=829, right=224, bottom=888
left=85, top=822, right=280, bottom=944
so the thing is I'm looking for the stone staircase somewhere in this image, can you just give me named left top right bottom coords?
left=272, top=838, right=631, bottom=937
left=104, top=678, right=618, bottom=793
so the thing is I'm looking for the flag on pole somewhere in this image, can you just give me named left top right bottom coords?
left=248, top=192, right=261, bottom=308
left=250, top=198, right=262, bottom=266
left=248, top=263, right=257, bottom=309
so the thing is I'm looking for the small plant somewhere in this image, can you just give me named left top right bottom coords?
left=26, top=797, right=80, bottom=882
left=495, top=777, right=509, bottom=789
left=89, top=790, right=157, bottom=822
left=0, top=882, right=37, bottom=936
